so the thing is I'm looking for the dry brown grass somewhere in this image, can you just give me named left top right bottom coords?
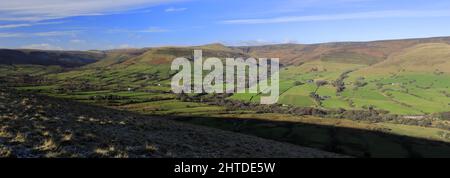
left=0, top=89, right=345, bottom=158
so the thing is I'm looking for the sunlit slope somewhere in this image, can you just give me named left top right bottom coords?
left=342, top=43, right=450, bottom=114
left=84, top=48, right=149, bottom=68
left=355, top=43, right=450, bottom=74
left=48, top=44, right=251, bottom=90
left=241, top=37, right=450, bottom=66
left=3, top=37, right=449, bottom=115
left=232, top=60, right=368, bottom=107
left=234, top=42, right=450, bottom=115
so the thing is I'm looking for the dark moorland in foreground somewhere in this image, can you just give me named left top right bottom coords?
left=0, top=88, right=344, bottom=158
left=1, top=36, right=450, bottom=158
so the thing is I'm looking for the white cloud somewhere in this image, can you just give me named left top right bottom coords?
left=0, top=0, right=185, bottom=21
left=117, top=44, right=134, bottom=49
left=219, top=39, right=279, bottom=46
left=70, top=39, right=85, bottom=43
left=34, top=30, right=79, bottom=37
left=221, top=10, right=450, bottom=24
left=107, top=27, right=169, bottom=33
left=0, top=21, right=65, bottom=29
left=105, top=28, right=128, bottom=34
left=0, top=32, right=23, bottom=38
left=138, top=27, right=169, bottom=33
left=233, top=39, right=274, bottom=46
left=21, top=43, right=63, bottom=50
left=0, top=23, right=32, bottom=29
left=282, top=39, right=299, bottom=44
left=0, top=30, right=81, bottom=38
left=165, top=7, right=187, bottom=12
left=224, top=39, right=299, bottom=46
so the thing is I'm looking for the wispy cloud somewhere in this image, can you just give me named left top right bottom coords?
left=0, top=30, right=81, bottom=38
left=0, top=32, right=23, bottom=38
left=118, top=44, right=134, bottom=49
left=0, top=23, right=32, bottom=29
left=223, top=39, right=299, bottom=46
left=0, top=21, right=65, bottom=29
left=107, top=27, right=170, bottom=33
left=70, top=39, right=85, bottom=43
left=34, top=30, right=80, bottom=37
left=221, top=10, right=450, bottom=24
left=20, top=43, right=63, bottom=50
left=138, top=27, right=169, bottom=33
left=226, top=39, right=275, bottom=46
left=165, top=7, right=187, bottom=12
left=0, top=0, right=185, bottom=22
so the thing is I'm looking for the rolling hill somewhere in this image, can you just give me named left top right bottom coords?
left=2, top=36, right=450, bottom=157
left=0, top=49, right=106, bottom=67
left=0, top=88, right=343, bottom=158
left=2, top=36, right=450, bottom=115
left=237, top=36, right=450, bottom=66
left=357, top=43, right=450, bottom=74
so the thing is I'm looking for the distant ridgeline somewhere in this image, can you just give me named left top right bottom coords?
left=0, top=49, right=106, bottom=67
left=1, top=36, right=450, bottom=115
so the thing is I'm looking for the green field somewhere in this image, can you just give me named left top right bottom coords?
left=2, top=41, right=450, bottom=157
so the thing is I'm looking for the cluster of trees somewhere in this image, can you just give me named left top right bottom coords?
left=440, top=91, right=450, bottom=98
left=2, top=74, right=50, bottom=87
left=134, top=73, right=163, bottom=82
left=322, top=109, right=434, bottom=127
left=175, top=92, right=328, bottom=116
left=142, top=89, right=171, bottom=94
left=314, top=80, right=328, bottom=92
left=175, top=92, right=450, bottom=130
left=294, top=81, right=305, bottom=86
left=436, top=123, right=450, bottom=131
left=56, top=80, right=102, bottom=93
left=309, top=92, right=322, bottom=105
left=223, top=100, right=329, bottom=116
left=175, top=92, right=213, bottom=103
left=434, top=69, right=445, bottom=76
left=309, top=80, right=329, bottom=106
left=332, top=70, right=353, bottom=94
left=175, top=92, right=190, bottom=102
left=392, top=119, right=433, bottom=127
left=437, top=131, right=450, bottom=140
left=354, top=77, right=368, bottom=89
left=435, top=112, right=450, bottom=120
left=88, top=95, right=129, bottom=101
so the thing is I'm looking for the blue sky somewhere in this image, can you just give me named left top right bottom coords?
left=1, top=0, right=450, bottom=50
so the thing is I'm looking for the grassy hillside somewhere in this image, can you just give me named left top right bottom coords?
left=358, top=43, right=450, bottom=74
left=2, top=36, right=450, bottom=157
left=233, top=41, right=450, bottom=115
left=0, top=49, right=105, bottom=67
left=2, top=39, right=450, bottom=116
left=0, top=88, right=343, bottom=158
left=2, top=38, right=450, bottom=116
left=40, top=44, right=251, bottom=90
left=239, top=36, right=450, bottom=65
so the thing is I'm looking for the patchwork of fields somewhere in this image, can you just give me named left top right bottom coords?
left=2, top=38, right=450, bottom=157
left=10, top=84, right=450, bottom=157
left=233, top=61, right=450, bottom=115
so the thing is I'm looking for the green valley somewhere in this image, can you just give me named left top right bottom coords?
left=2, top=37, right=450, bottom=157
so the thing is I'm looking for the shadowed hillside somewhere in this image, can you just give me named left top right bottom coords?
left=0, top=88, right=344, bottom=158
left=0, top=49, right=106, bottom=67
